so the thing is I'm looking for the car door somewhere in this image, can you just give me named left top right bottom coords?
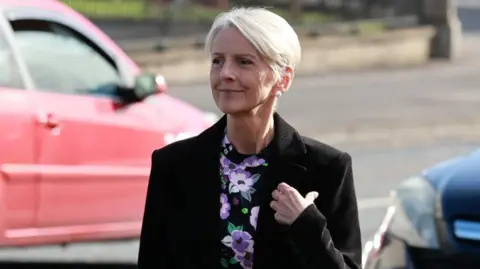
left=6, top=11, right=167, bottom=238
left=0, top=13, right=38, bottom=243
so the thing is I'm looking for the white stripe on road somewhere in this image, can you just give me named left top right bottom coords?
left=357, top=197, right=390, bottom=210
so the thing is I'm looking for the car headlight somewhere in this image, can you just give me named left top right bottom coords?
left=389, top=175, right=440, bottom=248
left=362, top=205, right=396, bottom=267
left=363, top=175, right=441, bottom=268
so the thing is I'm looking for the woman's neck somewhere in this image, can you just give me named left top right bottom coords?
left=226, top=112, right=274, bottom=155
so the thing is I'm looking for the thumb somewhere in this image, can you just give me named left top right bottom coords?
left=305, top=191, right=319, bottom=202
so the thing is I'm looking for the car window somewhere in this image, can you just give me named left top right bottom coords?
left=10, top=19, right=121, bottom=97
left=0, top=27, right=23, bottom=89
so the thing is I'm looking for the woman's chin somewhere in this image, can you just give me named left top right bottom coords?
left=216, top=104, right=247, bottom=115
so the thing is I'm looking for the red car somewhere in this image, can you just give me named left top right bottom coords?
left=0, top=0, right=216, bottom=246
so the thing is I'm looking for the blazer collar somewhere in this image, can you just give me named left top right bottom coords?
left=196, top=112, right=307, bottom=162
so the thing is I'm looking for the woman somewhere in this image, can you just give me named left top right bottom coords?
left=138, top=7, right=362, bottom=269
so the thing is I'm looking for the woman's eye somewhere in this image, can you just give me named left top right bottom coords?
left=212, top=58, right=222, bottom=65
left=239, top=59, right=252, bottom=65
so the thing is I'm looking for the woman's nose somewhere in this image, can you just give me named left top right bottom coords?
left=220, top=61, right=236, bottom=81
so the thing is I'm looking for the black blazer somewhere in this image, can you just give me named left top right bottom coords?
left=138, top=113, right=362, bottom=269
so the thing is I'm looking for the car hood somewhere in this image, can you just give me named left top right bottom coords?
left=143, top=93, right=218, bottom=135
left=423, top=148, right=480, bottom=221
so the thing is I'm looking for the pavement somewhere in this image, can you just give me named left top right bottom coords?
left=0, top=1, right=480, bottom=266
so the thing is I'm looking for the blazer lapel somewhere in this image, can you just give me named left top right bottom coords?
left=254, top=113, right=310, bottom=268
left=257, top=112, right=309, bottom=214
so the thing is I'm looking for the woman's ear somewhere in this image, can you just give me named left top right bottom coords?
left=276, top=66, right=294, bottom=91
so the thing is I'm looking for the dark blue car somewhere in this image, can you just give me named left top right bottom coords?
left=362, top=149, right=480, bottom=269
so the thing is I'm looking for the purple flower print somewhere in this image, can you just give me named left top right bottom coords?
left=232, top=237, right=255, bottom=269
left=250, top=206, right=259, bottom=229
left=242, top=156, right=266, bottom=167
left=221, top=175, right=229, bottom=190
left=231, top=230, right=252, bottom=253
left=221, top=229, right=253, bottom=254
left=222, top=136, right=236, bottom=153
left=229, top=169, right=253, bottom=193
left=236, top=251, right=254, bottom=269
left=220, top=155, right=238, bottom=174
left=220, top=193, right=231, bottom=219
left=222, top=135, right=230, bottom=147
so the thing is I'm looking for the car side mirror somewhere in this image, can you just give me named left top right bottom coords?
left=132, top=73, right=167, bottom=100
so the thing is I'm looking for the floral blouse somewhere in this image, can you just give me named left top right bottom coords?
left=219, top=134, right=270, bottom=269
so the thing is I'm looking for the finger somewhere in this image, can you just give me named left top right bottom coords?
left=274, top=212, right=289, bottom=224
left=278, top=184, right=300, bottom=199
left=277, top=182, right=291, bottom=193
left=305, top=191, right=319, bottom=202
left=271, top=189, right=284, bottom=201
left=271, top=199, right=291, bottom=216
left=270, top=200, right=279, bottom=211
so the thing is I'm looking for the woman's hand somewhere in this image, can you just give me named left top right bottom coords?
left=270, top=182, right=319, bottom=225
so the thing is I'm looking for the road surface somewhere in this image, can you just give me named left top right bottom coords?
left=167, top=44, right=480, bottom=137
left=1, top=1, right=479, bottom=266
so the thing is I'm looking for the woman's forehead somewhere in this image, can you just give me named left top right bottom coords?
left=211, top=28, right=257, bottom=53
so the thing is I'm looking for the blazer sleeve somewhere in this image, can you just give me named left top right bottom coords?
left=289, top=152, right=362, bottom=269
left=137, top=149, right=172, bottom=268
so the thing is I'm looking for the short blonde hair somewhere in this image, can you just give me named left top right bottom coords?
left=205, top=7, right=302, bottom=81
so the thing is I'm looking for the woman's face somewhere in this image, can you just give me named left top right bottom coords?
left=210, top=27, right=281, bottom=115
